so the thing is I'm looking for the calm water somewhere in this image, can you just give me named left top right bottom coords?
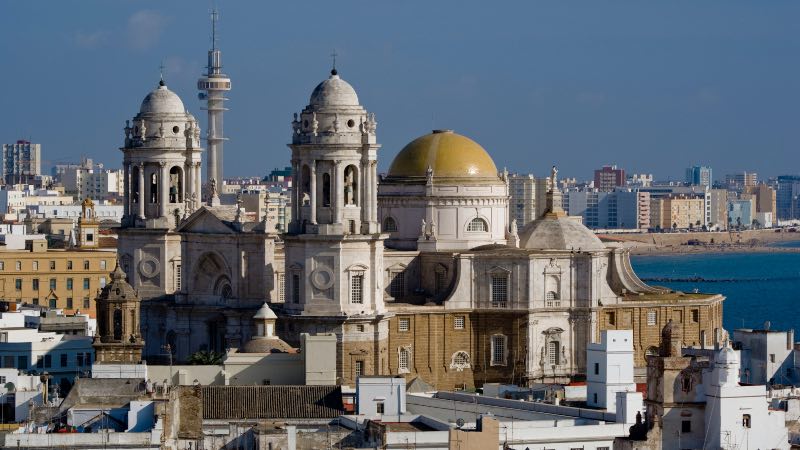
left=631, top=251, right=800, bottom=333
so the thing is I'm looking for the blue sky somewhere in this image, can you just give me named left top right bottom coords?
left=1, top=1, right=799, bottom=181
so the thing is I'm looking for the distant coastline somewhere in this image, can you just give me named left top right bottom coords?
left=597, top=229, right=800, bottom=256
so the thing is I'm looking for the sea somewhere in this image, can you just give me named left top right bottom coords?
left=630, top=244, right=800, bottom=333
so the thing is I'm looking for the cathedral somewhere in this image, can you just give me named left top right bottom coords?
left=116, top=70, right=724, bottom=389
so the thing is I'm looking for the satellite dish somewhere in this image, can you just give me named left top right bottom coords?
left=765, top=321, right=771, bottom=330
left=456, top=418, right=465, bottom=428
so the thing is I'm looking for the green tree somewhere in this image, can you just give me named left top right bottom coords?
left=187, top=350, right=224, bottom=365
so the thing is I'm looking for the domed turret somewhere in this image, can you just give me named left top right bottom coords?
left=239, top=303, right=294, bottom=353
left=309, top=70, right=360, bottom=108
left=139, top=81, right=186, bottom=115
left=714, top=343, right=741, bottom=386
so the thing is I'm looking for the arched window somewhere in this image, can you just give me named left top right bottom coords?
left=301, top=165, right=311, bottom=205
left=545, top=291, right=560, bottom=307
left=450, top=351, right=471, bottom=371
left=113, top=308, right=123, bottom=341
left=383, top=217, right=398, bottom=232
left=169, top=166, right=183, bottom=203
left=467, top=217, right=488, bottom=232
left=344, top=165, right=358, bottom=206
left=322, top=173, right=331, bottom=207
left=131, top=166, right=140, bottom=203
left=398, top=347, right=411, bottom=373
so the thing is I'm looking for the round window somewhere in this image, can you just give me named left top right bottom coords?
left=347, top=119, right=355, bottom=128
left=172, top=126, right=180, bottom=134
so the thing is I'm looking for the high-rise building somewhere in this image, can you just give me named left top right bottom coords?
left=650, top=194, right=705, bottom=230
left=725, top=172, right=757, bottom=191
left=564, top=188, right=649, bottom=230
left=776, top=175, right=800, bottom=220
left=508, top=173, right=538, bottom=227
left=685, top=166, right=713, bottom=188
left=709, top=189, right=729, bottom=230
left=742, top=183, right=776, bottom=217
left=1, top=140, right=41, bottom=185
left=593, top=165, right=625, bottom=192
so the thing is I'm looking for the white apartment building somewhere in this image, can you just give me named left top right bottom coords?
left=60, top=166, right=124, bottom=201
left=0, top=185, right=74, bottom=219
left=587, top=330, right=637, bottom=412
left=0, top=309, right=94, bottom=391
left=24, top=203, right=124, bottom=224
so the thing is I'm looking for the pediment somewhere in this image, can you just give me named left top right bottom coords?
left=176, top=208, right=236, bottom=234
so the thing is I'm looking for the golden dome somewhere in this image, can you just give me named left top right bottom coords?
left=386, top=130, right=499, bottom=179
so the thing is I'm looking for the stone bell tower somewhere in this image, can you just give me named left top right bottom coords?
left=117, top=79, right=203, bottom=299
left=93, top=263, right=144, bottom=364
left=283, top=68, right=389, bottom=383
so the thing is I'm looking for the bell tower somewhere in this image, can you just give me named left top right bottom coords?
left=93, top=263, right=144, bottom=364
left=284, top=68, right=385, bottom=318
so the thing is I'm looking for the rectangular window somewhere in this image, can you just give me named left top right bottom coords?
left=49, top=298, right=56, bottom=308
left=50, top=278, right=56, bottom=290
left=491, top=335, right=506, bottom=366
left=100, top=260, right=107, bottom=270
left=44, top=354, right=51, bottom=368
left=351, top=273, right=364, bottom=304
left=83, top=278, right=90, bottom=290
left=3, top=355, right=14, bottom=368
left=399, top=348, right=409, bottom=371
left=548, top=341, right=560, bottom=365
left=60, top=354, right=68, bottom=367
left=355, top=324, right=365, bottom=332
left=99, top=277, right=106, bottom=288
left=32, top=298, right=39, bottom=306
left=454, top=316, right=465, bottom=330
left=36, top=357, right=43, bottom=369
left=681, top=420, right=691, bottom=433
left=14, top=279, right=21, bottom=291
left=49, top=261, right=55, bottom=270
left=594, top=362, right=600, bottom=375
left=691, top=309, right=699, bottom=323
left=770, top=354, right=776, bottom=363
left=175, top=264, right=181, bottom=291
left=389, top=271, right=404, bottom=299
left=647, top=310, right=657, bottom=326
left=292, top=274, right=300, bottom=303
left=398, top=318, right=410, bottom=332
left=15, top=261, right=21, bottom=271
left=67, top=260, right=73, bottom=270
left=376, top=402, right=385, bottom=414
left=0, top=261, right=4, bottom=270
left=83, top=297, right=90, bottom=308
left=606, top=311, right=616, bottom=326
left=277, top=273, right=285, bottom=302
left=32, top=278, right=39, bottom=290
left=83, top=260, right=89, bottom=270
left=491, top=275, right=508, bottom=307
left=742, top=414, right=751, bottom=428
left=66, top=278, right=73, bottom=290
left=32, top=260, right=38, bottom=271
left=67, top=297, right=73, bottom=309
left=354, top=360, right=364, bottom=378
left=17, top=355, right=28, bottom=369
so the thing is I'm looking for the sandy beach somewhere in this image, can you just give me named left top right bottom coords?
left=597, top=229, right=800, bottom=256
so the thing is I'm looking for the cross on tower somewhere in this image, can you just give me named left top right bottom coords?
left=330, top=49, right=338, bottom=74
left=159, top=60, right=165, bottom=82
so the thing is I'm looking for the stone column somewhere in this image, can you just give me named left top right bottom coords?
left=360, top=160, right=368, bottom=224
left=180, top=165, right=186, bottom=203
left=123, top=163, right=130, bottom=218
left=137, top=163, right=145, bottom=219
left=310, top=161, right=317, bottom=224
left=185, top=163, right=193, bottom=202
left=371, top=161, right=378, bottom=223
left=291, top=159, right=300, bottom=224
left=334, top=160, right=343, bottom=224
left=159, top=162, right=168, bottom=217
left=194, top=162, right=202, bottom=203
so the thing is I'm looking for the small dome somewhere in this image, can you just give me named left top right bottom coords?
left=309, top=71, right=360, bottom=107
left=387, top=130, right=499, bottom=179
left=139, top=82, right=186, bottom=114
left=518, top=215, right=605, bottom=251
left=254, top=302, right=277, bottom=320
left=240, top=337, right=295, bottom=354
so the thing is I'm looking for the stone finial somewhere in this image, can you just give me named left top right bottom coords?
left=333, top=113, right=341, bottom=133
left=311, top=112, right=319, bottom=136
left=292, top=113, right=301, bottom=135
